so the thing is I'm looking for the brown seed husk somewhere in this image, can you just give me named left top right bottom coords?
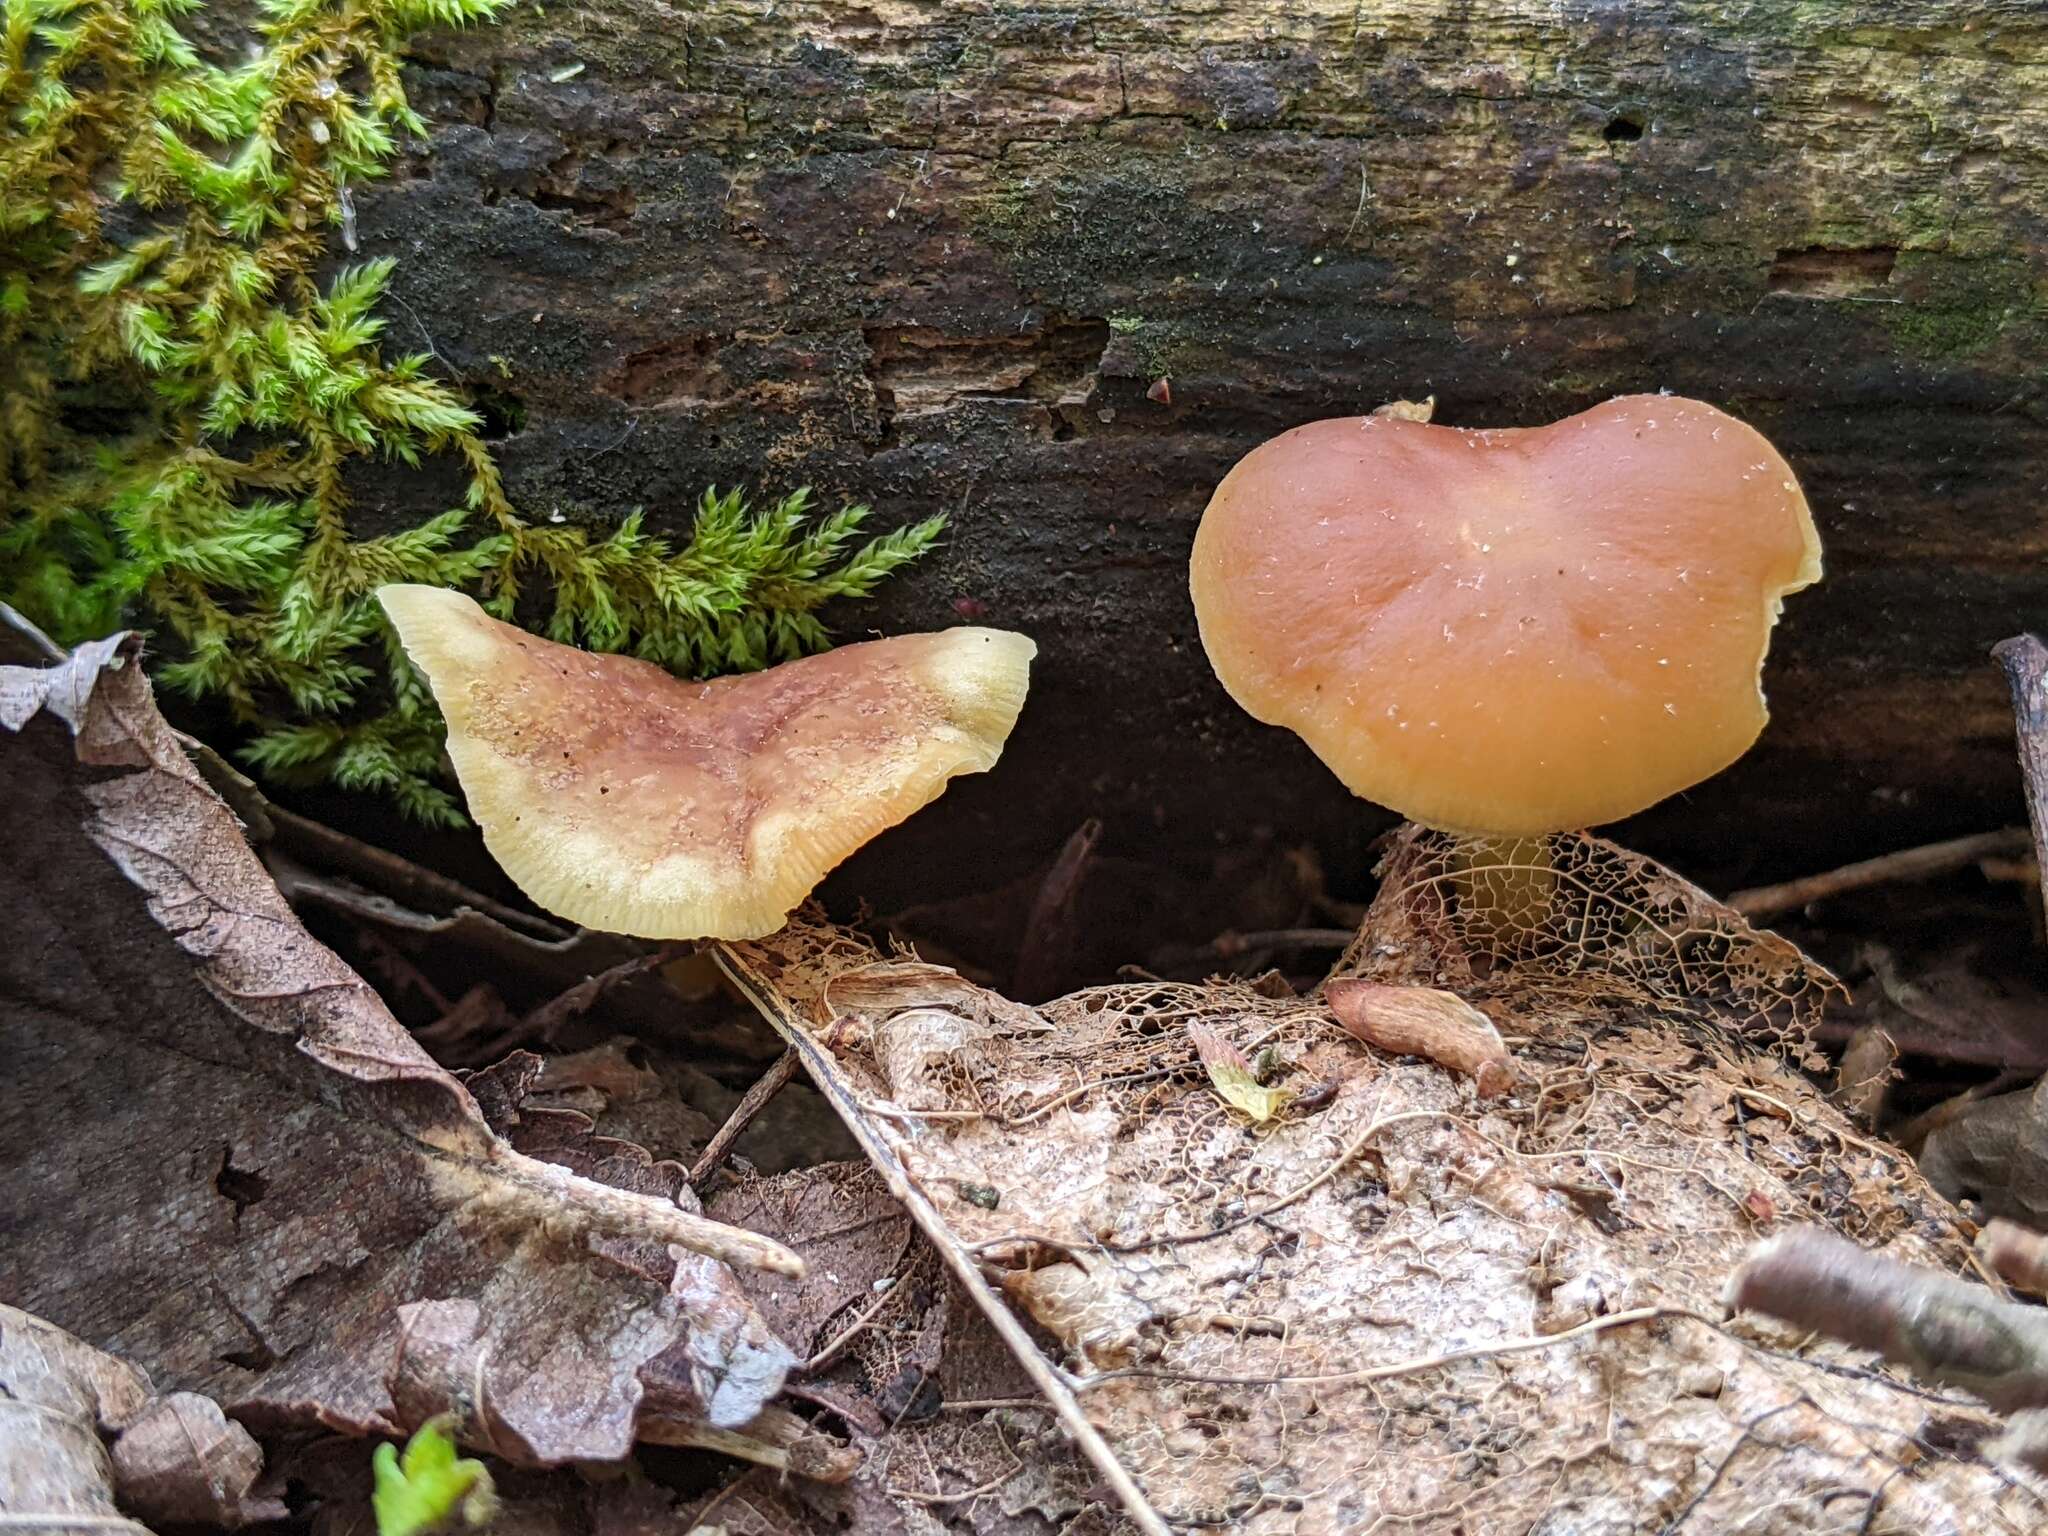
left=1326, top=980, right=1516, bottom=1096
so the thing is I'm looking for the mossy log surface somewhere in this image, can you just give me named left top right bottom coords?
left=366, top=0, right=2048, bottom=903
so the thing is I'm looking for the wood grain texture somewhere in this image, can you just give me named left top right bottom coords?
left=357, top=0, right=2048, bottom=899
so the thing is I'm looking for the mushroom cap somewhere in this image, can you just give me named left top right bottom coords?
left=378, top=585, right=1035, bottom=940
left=1188, top=395, right=1822, bottom=835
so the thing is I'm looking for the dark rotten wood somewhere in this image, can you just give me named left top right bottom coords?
left=359, top=1, right=2048, bottom=905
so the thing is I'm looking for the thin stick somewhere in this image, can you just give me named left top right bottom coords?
left=712, top=943, right=1174, bottom=1536
left=266, top=803, right=566, bottom=940
left=506, top=945, right=680, bottom=1050
left=1725, top=828, right=2032, bottom=921
left=804, top=1273, right=905, bottom=1373
left=0, top=602, right=67, bottom=662
left=1150, top=927, right=1359, bottom=973
left=1082, top=1304, right=1697, bottom=1390
left=689, top=1047, right=800, bottom=1186
left=480, top=1143, right=803, bottom=1276
left=1996, top=634, right=2048, bottom=924
left=1012, top=817, right=1100, bottom=999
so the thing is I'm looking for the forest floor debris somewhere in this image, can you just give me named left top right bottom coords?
left=12, top=620, right=2048, bottom=1535
left=1, top=633, right=799, bottom=1475
left=707, top=830, right=2044, bottom=1533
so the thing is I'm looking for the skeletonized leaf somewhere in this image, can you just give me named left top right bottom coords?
left=712, top=912, right=1997, bottom=1535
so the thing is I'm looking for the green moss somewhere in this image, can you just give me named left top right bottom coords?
left=1, top=0, right=939, bottom=823
left=1103, top=313, right=1206, bottom=382
left=1881, top=304, right=2010, bottom=360
left=1878, top=253, right=2036, bottom=360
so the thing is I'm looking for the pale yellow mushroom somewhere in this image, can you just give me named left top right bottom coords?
left=378, top=585, right=1034, bottom=939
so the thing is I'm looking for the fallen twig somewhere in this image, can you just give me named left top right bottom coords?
left=1149, top=926, right=1358, bottom=974
left=504, top=945, right=681, bottom=1050
left=639, top=1402, right=857, bottom=1481
left=1082, top=1303, right=1696, bottom=1389
left=689, top=1047, right=801, bottom=1186
left=712, top=942, right=1175, bottom=1536
left=481, top=1143, right=802, bottom=1276
left=1726, top=828, right=2033, bottom=921
left=1012, top=818, right=1100, bottom=999
left=1728, top=1227, right=2048, bottom=1415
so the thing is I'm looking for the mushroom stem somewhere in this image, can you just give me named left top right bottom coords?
left=1444, top=834, right=1558, bottom=945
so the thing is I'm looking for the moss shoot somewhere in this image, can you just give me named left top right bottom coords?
left=1, top=0, right=940, bottom=822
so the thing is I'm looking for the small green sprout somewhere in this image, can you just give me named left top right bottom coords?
left=371, top=1418, right=497, bottom=1536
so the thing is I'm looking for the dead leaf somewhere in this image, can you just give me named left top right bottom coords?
left=1372, top=395, right=1436, bottom=422
left=704, top=1163, right=1113, bottom=1534
left=1834, top=1023, right=1898, bottom=1125
left=0, top=1304, right=284, bottom=1531
left=1, top=1304, right=156, bottom=1531
left=715, top=917, right=2022, bottom=1535
left=1853, top=942, right=2048, bottom=1073
left=1983, top=1219, right=2048, bottom=1296
left=1326, top=980, right=1516, bottom=1096
left=0, top=632, right=796, bottom=1468
left=111, top=1393, right=285, bottom=1528
left=1920, top=1078, right=2048, bottom=1229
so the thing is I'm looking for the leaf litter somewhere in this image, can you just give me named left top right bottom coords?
left=9, top=625, right=2048, bottom=1532
left=713, top=825, right=2045, bottom=1533
left=0, top=633, right=800, bottom=1470
left=2, top=1302, right=285, bottom=1533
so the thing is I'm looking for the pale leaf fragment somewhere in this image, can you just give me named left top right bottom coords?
left=1186, top=1020, right=1291, bottom=1121
left=1326, top=980, right=1516, bottom=1097
left=1371, top=394, right=1436, bottom=422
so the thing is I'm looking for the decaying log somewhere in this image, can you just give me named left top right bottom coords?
left=353, top=0, right=2048, bottom=905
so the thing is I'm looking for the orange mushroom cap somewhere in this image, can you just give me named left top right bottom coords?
left=1188, top=395, right=1822, bottom=836
left=378, top=585, right=1034, bottom=939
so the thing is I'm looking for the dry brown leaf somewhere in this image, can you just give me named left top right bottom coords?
left=1325, top=980, right=1515, bottom=1096
left=108, top=1393, right=282, bottom=1528
left=1851, top=941, right=2048, bottom=1073
left=715, top=911, right=2022, bottom=1535
left=1983, top=1219, right=2048, bottom=1296
left=2, top=1304, right=157, bottom=1532
left=1834, top=1023, right=1899, bottom=1125
left=702, top=1163, right=1124, bottom=1535
left=1371, top=394, right=1437, bottom=421
left=0, top=1304, right=285, bottom=1532
left=1921, top=1079, right=2048, bottom=1229
left=0, top=632, right=797, bottom=1467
